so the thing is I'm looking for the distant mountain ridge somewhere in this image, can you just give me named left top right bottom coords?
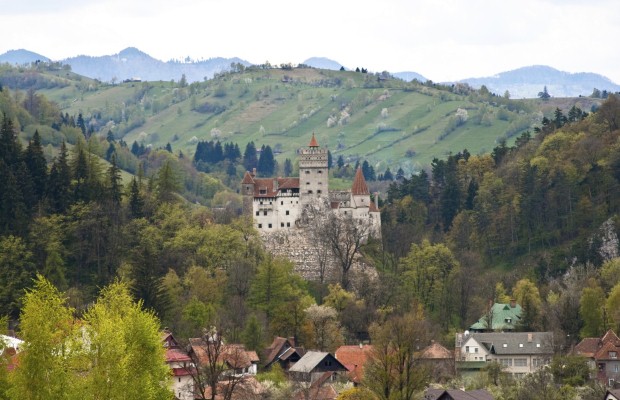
left=460, top=65, right=620, bottom=98
left=1, top=49, right=617, bottom=96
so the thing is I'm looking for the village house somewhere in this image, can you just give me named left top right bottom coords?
left=335, top=344, right=374, bottom=385
left=574, top=329, right=620, bottom=387
left=455, top=331, right=553, bottom=380
left=162, top=330, right=194, bottom=400
left=469, top=300, right=522, bottom=332
left=606, top=389, right=620, bottom=400
left=263, top=336, right=305, bottom=371
left=241, top=134, right=381, bottom=236
left=188, top=336, right=260, bottom=378
left=288, top=351, right=348, bottom=383
left=418, top=341, right=455, bottom=382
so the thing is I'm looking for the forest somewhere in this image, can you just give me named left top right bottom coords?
left=2, top=65, right=620, bottom=399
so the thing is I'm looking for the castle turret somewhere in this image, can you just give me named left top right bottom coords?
left=241, top=170, right=255, bottom=215
left=299, top=133, right=328, bottom=206
left=351, top=167, right=370, bottom=208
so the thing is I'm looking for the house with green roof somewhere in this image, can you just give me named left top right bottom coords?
left=469, top=300, right=522, bottom=332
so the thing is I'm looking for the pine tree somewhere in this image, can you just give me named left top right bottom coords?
left=128, top=177, right=144, bottom=218
left=47, top=141, right=72, bottom=214
left=257, top=144, right=276, bottom=176
left=24, top=130, right=48, bottom=203
left=106, top=155, right=123, bottom=206
left=243, top=141, right=258, bottom=171
left=284, top=158, right=293, bottom=177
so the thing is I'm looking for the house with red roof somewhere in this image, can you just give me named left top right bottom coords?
left=418, top=342, right=455, bottom=382
left=574, top=329, right=620, bottom=386
left=162, top=330, right=194, bottom=400
left=334, top=344, right=373, bottom=385
left=241, top=134, right=381, bottom=237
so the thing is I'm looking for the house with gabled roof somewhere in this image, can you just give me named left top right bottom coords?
left=574, top=329, right=620, bottom=387
left=424, top=388, right=494, bottom=400
left=161, top=330, right=194, bottom=400
left=418, top=342, right=455, bottom=382
left=469, top=300, right=522, bottom=332
left=188, top=337, right=259, bottom=378
left=289, top=351, right=348, bottom=383
left=335, top=344, right=373, bottom=385
left=455, top=331, right=553, bottom=380
left=263, top=336, right=305, bottom=371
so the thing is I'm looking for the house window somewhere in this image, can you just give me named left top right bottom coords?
left=615, top=364, right=619, bottom=373
left=505, top=318, right=512, bottom=323
left=259, top=189, right=266, bottom=195
left=178, top=377, right=181, bottom=383
left=268, top=223, right=272, bottom=228
left=286, top=210, right=290, bottom=215
left=465, top=346, right=469, bottom=353
left=500, top=359, right=513, bottom=367
left=474, top=347, right=478, bottom=353
left=611, top=352, right=618, bottom=359
left=514, top=359, right=527, bottom=367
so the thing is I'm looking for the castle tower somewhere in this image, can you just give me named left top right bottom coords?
left=351, top=166, right=370, bottom=208
left=241, top=169, right=256, bottom=216
left=299, top=133, right=328, bottom=206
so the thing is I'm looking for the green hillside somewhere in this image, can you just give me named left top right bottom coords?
left=25, top=65, right=598, bottom=175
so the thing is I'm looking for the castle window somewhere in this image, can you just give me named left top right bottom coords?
left=281, top=201, right=283, bottom=205
left=317, top=190, right=322, bottom=194
left=286, top=211, right=290, bottom=215
left=318, top=170, right=323, bottom=174
left=305, top=170, right=310, bottom=174
left=281, top=223, right=284, bottom=227
left=263, top=211, right=267, bottom=216
left=255, top=211, right=259, bottom=216
left=287, top=222, right=290, bottom=227
left=268, top=223, right=272, bottom=228
left=306, top=182, right=310, bottom=185
left=258, top=224, right=262, bottom=229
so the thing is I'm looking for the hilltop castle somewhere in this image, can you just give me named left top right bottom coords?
left=241, top=134, right=381, bottom=237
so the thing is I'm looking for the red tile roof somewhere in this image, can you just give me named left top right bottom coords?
left=242, top=171, right=255, bottom=184
left=252, top=177, right=300, bottom=197
left=419, top=342, right=454, bottom=360
left=335, top=345, right=373, bottom=384
left=369, top=201, right=379, bottom=212
left=351, top=167, right=369, bottom=195
left=309, top=133, right=319, bottom=147
left=189, top=339, right=257, bottom=369
left=574, top=338, right=600, bottom=358
left=166, top=348, right=192, bottom=363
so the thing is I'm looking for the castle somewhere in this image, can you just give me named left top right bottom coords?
left=241, top=134, right=381, bottom=237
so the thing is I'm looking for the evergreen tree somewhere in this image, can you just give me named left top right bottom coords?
left=257, top=144, right=276, bottom=176
left=165, top=142, right=172, bottom=153
left=105, top=142, right=115, bottom=160
left=156, top=160, right=180, bottom=203
left=76, top=113, right=86, bottom=135
left=243, top=141, right=258, bottom=171
left=106, top=155, right=123, bottom=206
left=46, top=141, right=72, bottom=214
left=337, top=155, right=345, bottom=169
left=283, top=158, right=293, bottom=177
left=327, top=150, right=333, bottom=169
left=24, top=130, right=48, bottom=203
left=128, top=177, right=144, bottom=218
left=383, top=167, right=393, bottom=181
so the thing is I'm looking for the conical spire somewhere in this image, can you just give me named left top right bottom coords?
left=352, top=167, right=370, bottom=195
left=309, top=133, right=319, bottom=147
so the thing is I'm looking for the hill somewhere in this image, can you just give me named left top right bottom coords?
left=63, top=47, right=251, bottom=83
left=393, top=71, right=428, bottom=82
left=0, top=48, right=49, bottom=64
left=302, top=57, right=343, bottom=70
left=460, top=65, right=620, bottom=98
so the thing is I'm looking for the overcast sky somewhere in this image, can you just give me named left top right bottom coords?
left=1, top=0, right=619, bottom=83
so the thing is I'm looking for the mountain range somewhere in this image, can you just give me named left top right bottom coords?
left=1, top=48, right=618, bottom=98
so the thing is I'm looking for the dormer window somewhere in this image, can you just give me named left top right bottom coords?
left=503, top=343, right=508, bottom=348
left=611, top=351, right=618, bottom=359
left=505, top=318, right=512, bottom=323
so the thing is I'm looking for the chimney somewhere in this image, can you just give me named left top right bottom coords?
left=252, top=168, right=257, bottom=177
left=510, top=299, right=516, bottom=308
left=359, top=342, right=363, bottom=349
left=527, top=333, right=533, bottom=343
left=374, top=192, right=379, bottom=209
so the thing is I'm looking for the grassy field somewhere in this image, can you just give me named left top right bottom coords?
left=35, top=66, right=598, bottom=175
